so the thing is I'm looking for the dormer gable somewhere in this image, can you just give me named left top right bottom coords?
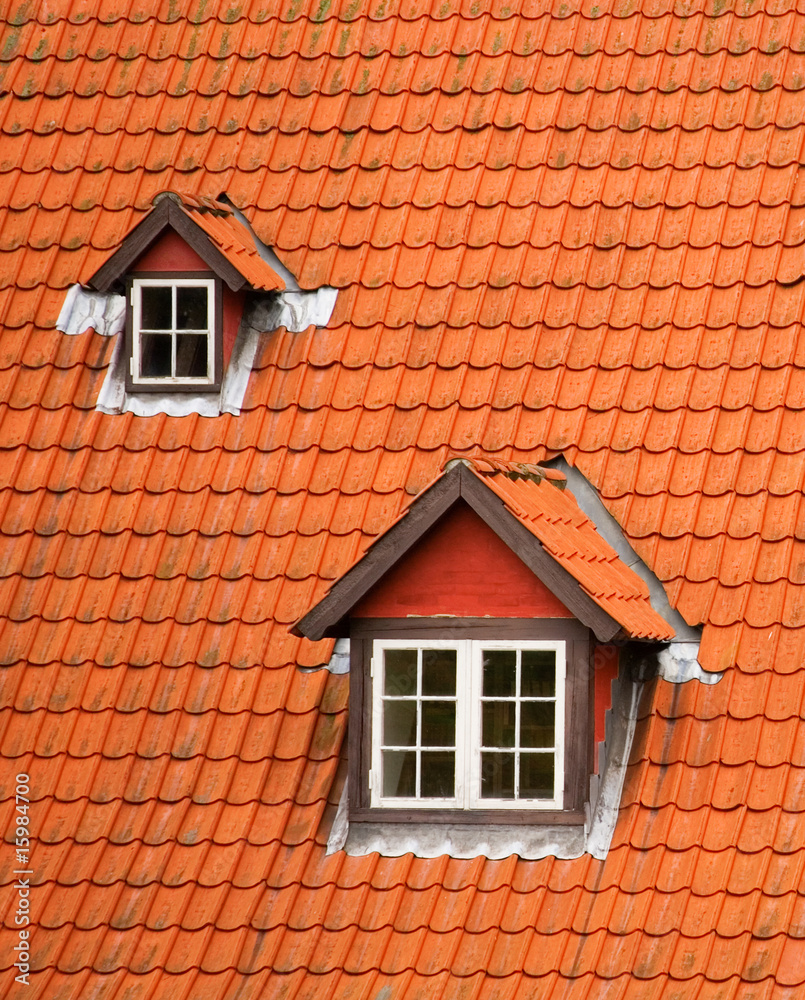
left=88, top=192, right=285, bottom=296
left=295, top=458, right=675, bottom=644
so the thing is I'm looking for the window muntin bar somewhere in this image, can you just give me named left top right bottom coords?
left=132, top=278, right=215, bottom=385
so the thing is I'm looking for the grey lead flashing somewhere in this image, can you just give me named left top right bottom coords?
left=337, top=813, right=587, bottom=860
left=243, top=287, right=338, bottom=335
left=584, top=668, right=641, bottom=859
left=56, top=284, right=126, bottom=338
left=94, top=310, right=264, bottom=418
left=656, top=642, right=714, bottom=683
left=327, top=776, right=351, bottom=854
left=57, top=281, right=337, bottom=418
left=325, top=637, right=351, bottom=675
left=547, top=458, right=720, bottom=686
left=225, top=200, right=300, bottom=291
left=547, top=456, right=699, bottom=642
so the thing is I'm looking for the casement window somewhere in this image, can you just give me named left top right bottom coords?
left=371, top=639, right=566, bottom=810
left=349, top=618, right=591, bottom=825
left=127, top=275, right=222, bottom=391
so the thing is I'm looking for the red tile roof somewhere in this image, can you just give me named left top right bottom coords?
left=471, top=460, right=675, bottom=640
left=2, top=0, right=805, bottom=995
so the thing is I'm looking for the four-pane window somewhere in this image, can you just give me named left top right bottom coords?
left=130, top=278, right=216, bottom=386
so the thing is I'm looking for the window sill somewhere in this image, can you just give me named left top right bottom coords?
left=337, top=819, right=589, bottom=860
left=125, top=381, right=222, bottom=394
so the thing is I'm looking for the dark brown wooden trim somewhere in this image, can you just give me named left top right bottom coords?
left=351, top=617, right=590, bottom=640
left=131, top=271, right=217, bottom=277
left=348, top=637, right=368, bottom=813
left=215, top=276, right=223, bottom=386
left=349, top=809, right=587, bottom=826
left=564, top=639, right=588, bottom=811
left=124, top=274, right=223, bottom=394
left=123, top=276, right=134, bottom=396
left=89, top=200, right=247, bottom=293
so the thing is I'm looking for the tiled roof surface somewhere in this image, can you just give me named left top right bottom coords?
left=2, top=0, right=805, bottom=995
left=468, top=460, right=675, bottom=639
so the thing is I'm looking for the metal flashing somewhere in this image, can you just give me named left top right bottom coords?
left=56, top=284, right=126, bottom=338
left=549, top=458, right=720, bottom=686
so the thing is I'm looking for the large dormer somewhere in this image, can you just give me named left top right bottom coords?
left=295, top=458, right=675, bottom=858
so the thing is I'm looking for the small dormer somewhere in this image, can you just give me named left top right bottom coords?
left=87, top=192, right=284, bottom=395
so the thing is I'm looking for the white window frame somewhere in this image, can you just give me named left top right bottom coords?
left=130, top=277, right=216, bottom=386
left=370, top=638, right=566, bottom=810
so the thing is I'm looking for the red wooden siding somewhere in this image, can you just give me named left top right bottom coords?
left=354, top=501, right=574, bottom=619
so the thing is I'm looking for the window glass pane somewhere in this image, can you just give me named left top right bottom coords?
left=482, top=649, right=516, bottom=696
left=383, top=701, right=417, bottom=747
left=421, top=701, right=455, bottom=747
left=482, top=701, right=516, bottom=748
left=383, top=751, right=416, bottom=797
left=141, top=286, right=172, bottom=330
left=420, top=751, right=454, bottom=797
left=422, top=648, right=456, bottom=695
left=384, top=649, right=417, bottom=696
left=521, top=650, right=556, bottom=696
left=481, top=751, right=514, bottom=799
left=520, top=752, right=554, bottom=799
left=140, top=333, right=172, bottom=377
left=176, top=285, right=208, bottom=329
left=176, top=334, right=208, bottom=378
left=521, top=702, right=555, bottom=748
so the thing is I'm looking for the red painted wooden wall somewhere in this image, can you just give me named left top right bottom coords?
left=355, top=502, right=574, bottom=619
